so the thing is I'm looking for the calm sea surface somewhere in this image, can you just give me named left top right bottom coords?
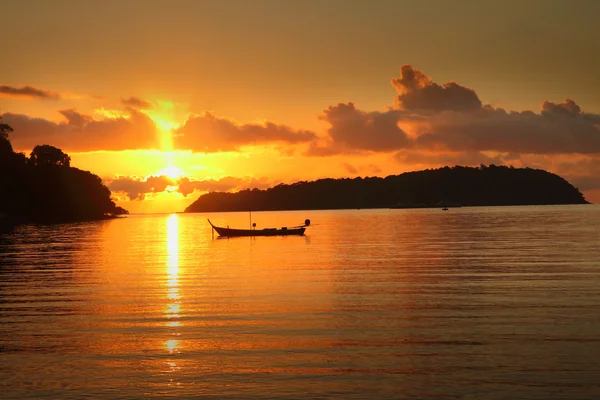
left=1, top=206, right=600, bottom=399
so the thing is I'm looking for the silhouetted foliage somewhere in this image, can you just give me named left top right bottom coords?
left=29, top=144, right=71, bottom=167
left=184, top=165, right=588, bottom=213
left=0, top=123, right=128, bottom=224
left=0, top=121, right=14, bottom=156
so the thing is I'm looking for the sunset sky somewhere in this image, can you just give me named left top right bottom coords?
left=2, top=0, right=600, bottom=212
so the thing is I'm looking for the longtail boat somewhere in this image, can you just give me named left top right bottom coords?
left=208, top=218, right=310, bottom=237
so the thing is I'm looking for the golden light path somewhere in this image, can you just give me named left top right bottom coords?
left=145, top=100, right=188, bottom=181
left=165, top=214, right=181, bottom=358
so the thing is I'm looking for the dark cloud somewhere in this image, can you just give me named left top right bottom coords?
left=415, top=101, right=600, bottom=154
left=317, top=103, right=411, bottom=153
left=313, top=69, right=600, bottom=157
left=394, top=150, right=505, bottom=166
left=542, top=99, right=581, bottom=117
left=1, top=109, right=159, bottom=152
left=174, top=112, right=317, bottom=152
left=121, top=97, right=153, bottom=109
left=0, top=85, right=60, bottom=99
left=392, top=65, right=481, bottom=111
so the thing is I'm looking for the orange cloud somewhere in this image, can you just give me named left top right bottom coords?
left=177, top=176, right=245, bottom=196
left=107, top=175, right=175, bottom=200
left=174, top=112, right=317, bottom=152
left=107, top=174, right=275, bottom=201
left=2, top=109, right=159, bottom=152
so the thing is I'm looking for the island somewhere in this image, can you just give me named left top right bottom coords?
left=184, top=165, right=588, bottom=213
left=1, top=122, right=127, bottom=225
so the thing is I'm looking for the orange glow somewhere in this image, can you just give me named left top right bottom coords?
left=397, top=120, right=429, bottom=139
left=93, top=107, right=131, bottom=120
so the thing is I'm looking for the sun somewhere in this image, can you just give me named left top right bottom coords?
left=158, top=166, right=184, bottom=179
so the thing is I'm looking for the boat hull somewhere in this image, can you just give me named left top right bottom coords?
left=208, top=219, right=306, bottom=237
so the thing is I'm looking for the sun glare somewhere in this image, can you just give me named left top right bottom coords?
left=144, top=100, right=183, bottom=132
left=152, top=117, right=179, bottom=132
left=159, top=166, right=184, bottom=179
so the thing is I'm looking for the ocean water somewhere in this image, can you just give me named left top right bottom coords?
left=1, top=206, right=599, bottom=399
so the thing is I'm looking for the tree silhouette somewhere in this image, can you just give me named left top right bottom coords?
left=29, top=144, right=71, bottom=167
left=1, top=123, right=127, bottom=224
left=0, top=120, right=14, bottom=155
left=184, top=165, right=589, bottom=213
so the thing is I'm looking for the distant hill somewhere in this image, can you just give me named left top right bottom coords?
left=184, top=165, right=588, bottom=213
left=1, top=122, right=127, bottom=225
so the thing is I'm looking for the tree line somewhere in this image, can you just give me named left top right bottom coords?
left=185, top=165, right=588, bottom=213
left=1, top=121, right=127, bottom=224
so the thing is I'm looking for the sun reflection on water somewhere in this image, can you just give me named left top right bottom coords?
left=164, top=214, right=181, bottom=352
left=165, top=339, right=180, bottom=354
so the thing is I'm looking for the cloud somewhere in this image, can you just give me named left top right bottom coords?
left=304, top=142, right=346, bottom=156
left=107, top=175, right=175, bottom=200
left=1, top=109, right=159, bottom=152
left=121, top=97, right=153, bottom=109
left=310, top=66, right=600, bottom=161
left=414, top=101, right=600, bottom=154
left=175, top=176, right=240, bottom=197
left=341, top=162, right=381, bottom=175
left=178, top=176, right=275, bottom=197
left=108, top=174, right=275, bottom=200
left=174, top=112, right=317, bottom=152
left=59, top=109, right=92, bottom=126
left=315, top=102, right=411, bottom=153
left=0, top=84, right=60, bottom=99
left=342, top=163, right=357, bottom=174
left=394, top=150, right=505, bottom=166
left=542, top=99, right=581, bottom=117
left=391, top=65, right=482, bottom=111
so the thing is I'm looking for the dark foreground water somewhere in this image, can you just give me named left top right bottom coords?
left=1, top=206, right=600, bottom=399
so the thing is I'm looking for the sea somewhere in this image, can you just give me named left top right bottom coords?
left=1, top=205, right=599, bottom=399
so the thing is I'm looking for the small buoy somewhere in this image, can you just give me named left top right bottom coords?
left=305, top=219, right=311, bottom=226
